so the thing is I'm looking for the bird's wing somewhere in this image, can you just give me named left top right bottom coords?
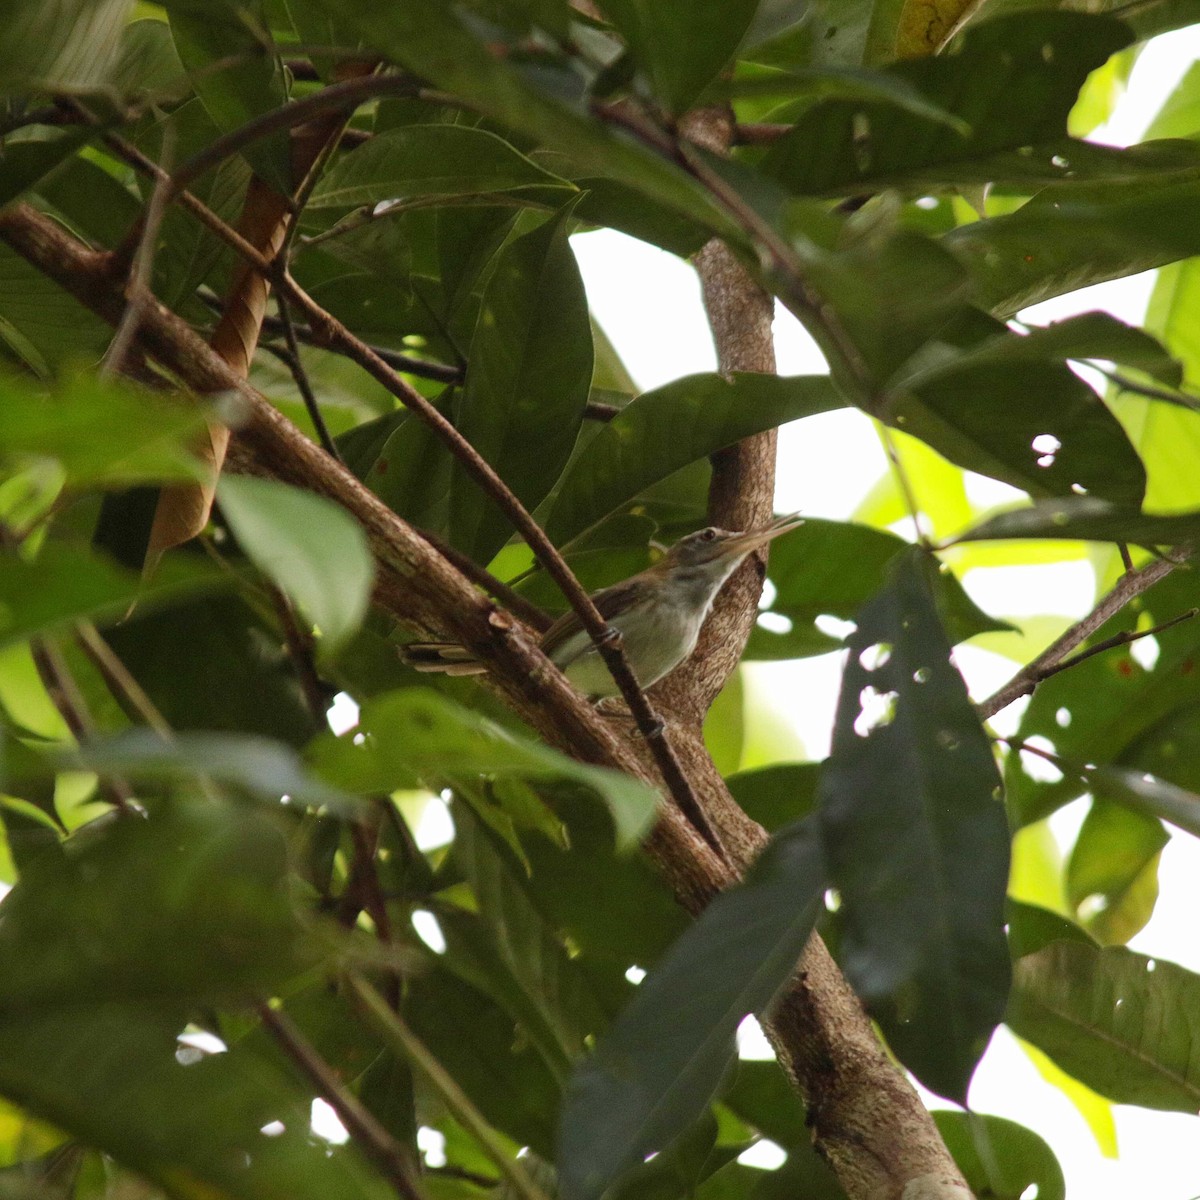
left=539, top=577, right=644, bottom=666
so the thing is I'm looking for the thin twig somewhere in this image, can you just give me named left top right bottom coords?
left=879, top=425, right=929, bottom=549
left=732, top=122, right=792, bottom=145
left=1119, top=542, right=1135, bottom=573
left=30, top=638, right=135, bottom=814
left=346, top=976, right=552, bottom=1200
left=74, top=622, right=174, bottom=738
left=274, top=293, right=342, bottom=459
left=258, top=1003, right=425, bottom=1200
left=167, top=73, right=423, bottom=200
left=977, top=551, right=1190, bottom=720
left=417, top=531, right=552, bottom=632
left=199, top=291, right=465, bottom=384
left=1032, top=606, right=1198, bottom=683
left=101, top=124, right=176, bottom=377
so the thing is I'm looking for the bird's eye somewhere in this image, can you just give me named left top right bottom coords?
left=700, top=528, right=717, bottom=542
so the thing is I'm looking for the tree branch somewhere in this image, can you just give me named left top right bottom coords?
left=977, top=552, right=1188, bottom=720
left=258, top=1003, right=425, bottom=1200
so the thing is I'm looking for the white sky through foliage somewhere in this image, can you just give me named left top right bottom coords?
left=572, top=26, right=1200, bottom=1198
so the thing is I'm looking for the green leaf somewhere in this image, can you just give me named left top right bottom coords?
left=0, top=371, right=210, bottom=489
left=762, top=13, right=1132, bottom=196
left=933, top=1112, right=1065, bottom=1200
left=557, top=818, right=825, bottom=1200
left=1087, top=763, right=1200, bottom=841
left=0, top=802, right=315, bottom=1007
left=724, top=762, right=820, bottom=832
left=887, top=324, right=1148, bottom=505
left=1007, top=940, right=1200, bottom=1111
left=449, top=812, right=604, bottom=1075
left=216, top=475, right=375, bottom=658
left=0, top=543, right=222, bottom=649
left=310, top=125, right=574, bottom=209
left=102, top=593, right=320, bottom=746
left=308, top=689, right=658, bottom=848
left=1007, top=899, right=1096, bottom=961
left=942, top=311, right=1183, bottom=388
left=0, top=0, right=131, bottom=94
left=0, top=1002, right=393, bottom=1200
left=944, top=163, right=1200, bottom=317
left=1001, top=568, right=1200, bottom=826
left=546, top=374, right=843, bottom=547
left=0, top=128, right=95, bottom=208
left=304, top=0, right=740, bottom=245
left=168, top=1, right=291, bottom=194
left=748, top=517, right=1010, bottom=660
left=59, top=729, right=363, bottom=815
left=1066, top=801, right=1167, bottom=945
left=818, top=548, right=1010, bottom=1101
left=957, top=496, right=1200, bottom=546
left=451, top=205, right=593, bottom=563
left=601, top=0, right=762, bottom=113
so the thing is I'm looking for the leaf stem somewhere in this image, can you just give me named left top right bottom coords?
left=345, top=975, right=553, bottom=1200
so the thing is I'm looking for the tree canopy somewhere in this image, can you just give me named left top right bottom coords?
left=3, top=2, right=1200, bottom=1199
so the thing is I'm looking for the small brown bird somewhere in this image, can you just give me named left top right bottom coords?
left=402, top=514, right=803, bottom=699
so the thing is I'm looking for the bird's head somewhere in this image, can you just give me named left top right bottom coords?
left=663, top=512, right=805, bottom=572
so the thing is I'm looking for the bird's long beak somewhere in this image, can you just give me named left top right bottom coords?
left=720, top=512, right=805, bottom=557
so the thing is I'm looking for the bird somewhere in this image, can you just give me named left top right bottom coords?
left=401, top=513, right=804, bottom=699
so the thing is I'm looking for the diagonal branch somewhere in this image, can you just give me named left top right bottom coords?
left=977, top=551, right=1189, bottom=720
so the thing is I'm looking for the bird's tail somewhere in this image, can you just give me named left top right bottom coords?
left=400, top=642, right=488, bottom=677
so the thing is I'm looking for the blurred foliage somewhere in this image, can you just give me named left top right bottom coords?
left=2, top=1, right=1200, bottom=1197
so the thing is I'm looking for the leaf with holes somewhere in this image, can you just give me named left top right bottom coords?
left=818, top=547, right=1010, bottom=1101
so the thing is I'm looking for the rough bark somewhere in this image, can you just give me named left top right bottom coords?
left=0, top=200, right=972, bottom=1199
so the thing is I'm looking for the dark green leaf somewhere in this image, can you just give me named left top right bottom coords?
left=406, top=966, right=561, bottom=1156
left=0, top=543, right=222, bottom=649
left=602, top=0, right=762, bottom=113
left=217, top=475, right=375, bottom=659
left=945, top=164, right=1200, bottom=317
left=168, top=1, right=291, bottom=193
left=889, top=354, right=1147, bottom=505
left=557, top=818, right=825, bottom=1200
left=1007, top=940, right=1200, bottom=1111
left=546, top=374, right=843, bottom=547
left=451, top=204, right=593, bottom=562
left=0, top=0, right=130, bottom=94
left=102, top=593, right=320, bottom=746
left=933, top=1112, right=1065, bottom=1200
left=0, top=802, right=314, bottom=1007
left=958, top=497, right=1200, bottom=546
left=1007, top=900, right=1096, bottom=961
left=762, top=14, right=1132, bottom=196
left=0, top=129, right=94, bottom=208
left=0, top=1002, right=393, bottom=1200
left=724, top=762, right=820, bottom=832
left=304, top=0, right=740, bottom=244
left=449, top=811, right=605, bottom=1073
left=818, top=548, right=1010, bottom=1101
left=0, top=371, right=209, bottom=488
left=61, top=729, right=363, bottom=815
left=309, top=125, right=574, bottom=208
left=308, top=689, right=658, bottom=847
left=748, top=517, right=1010, bottom=661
